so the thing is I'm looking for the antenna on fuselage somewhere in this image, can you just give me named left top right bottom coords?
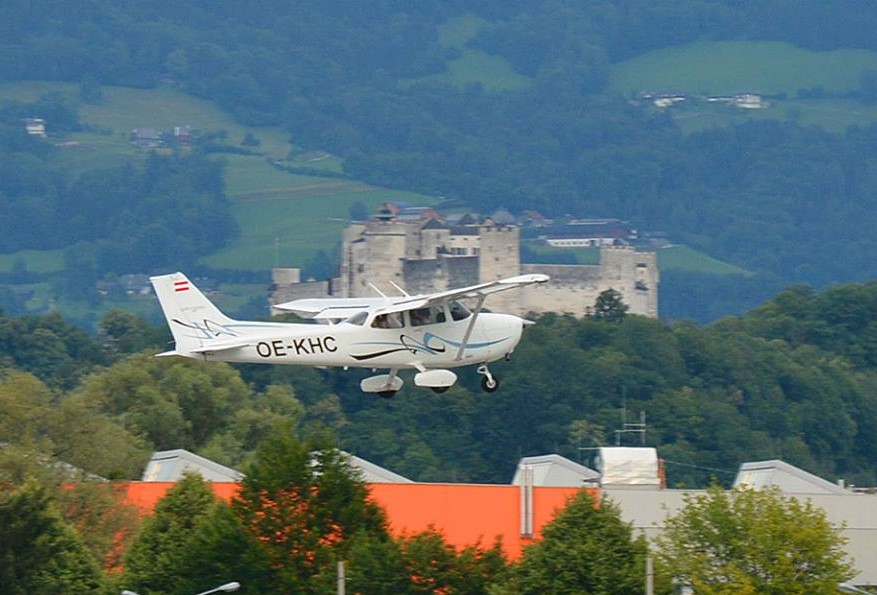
left=388, top=280, right=411, bottom=297
left=368, top=282, right=389, bottom=299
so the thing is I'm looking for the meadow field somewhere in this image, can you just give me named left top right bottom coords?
left=406, top=13, right=532, bottom=91
left=609, top=40, right=877, bottom=132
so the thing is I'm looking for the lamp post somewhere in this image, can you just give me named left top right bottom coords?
left=122, top=582, right=240, bottom=595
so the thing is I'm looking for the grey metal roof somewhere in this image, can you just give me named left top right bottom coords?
left=345, top=453, right=413, bottom=483
left=734, top=459, right=850, bottom=495
left=141, top=449, right=244, bottom=483
left=512, top=453, right=600, bottom=487
left=142, top=449, right=411, bottom=485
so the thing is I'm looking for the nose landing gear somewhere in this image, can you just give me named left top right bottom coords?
left=476, top=364, right=499, bottom=393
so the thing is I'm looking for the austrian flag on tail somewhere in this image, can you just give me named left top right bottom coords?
left=174, top=280, right=190, bottom=292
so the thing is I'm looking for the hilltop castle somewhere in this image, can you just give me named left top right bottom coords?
left=270, top=206, right=659, bottom=318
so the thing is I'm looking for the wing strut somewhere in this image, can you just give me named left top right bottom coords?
left=454, top=294, right=486, bottom=361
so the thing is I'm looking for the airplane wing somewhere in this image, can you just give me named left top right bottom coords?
left=275, top=274, right=549, bottom=320
left=376, top=273, right=550, bottom=314
left=273, top=297, right=389, bottom=320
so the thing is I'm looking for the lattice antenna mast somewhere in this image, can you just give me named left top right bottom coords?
left=614, top=399, right=647, bottom=446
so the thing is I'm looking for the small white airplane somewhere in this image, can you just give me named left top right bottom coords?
left=150, top=272, right=549, bottom=397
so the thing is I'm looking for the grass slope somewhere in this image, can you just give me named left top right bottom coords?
left=609, top=40, right=877, bottom=96
left=609, top=40, right=877, bottom=132
left=657, top=245, right=751, bottom=276
left=206, top=166, right=434, bottom=270
left=406, top=13, right=532, bottom=91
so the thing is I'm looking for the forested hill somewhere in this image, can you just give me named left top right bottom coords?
left=4, top=1, right=877, bottom=314
left=3, top=282, right=877, bottom=488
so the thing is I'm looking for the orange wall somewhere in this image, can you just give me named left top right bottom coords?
left=121, top=482, right=592, bottom=560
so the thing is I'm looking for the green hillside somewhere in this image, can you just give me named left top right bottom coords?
left=0, top=82, right=432, bottom=274
left=406, top=13, right=532, bottom=91
left=609, top=40, right=877, bottom=96
left=609, top=41, right=877, bottom=132
left=657, top=245, right=752, bottom=276
left=205, top=159, right=435, bottom=270
left=0, top=81, right=748, bottom=278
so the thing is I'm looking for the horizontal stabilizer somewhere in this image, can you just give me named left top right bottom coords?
left=190, top=340, right=253, bottom=354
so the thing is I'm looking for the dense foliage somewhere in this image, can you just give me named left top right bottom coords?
left=0, top=282, right=875, bottom=590
left=4, top=281, right=877, bottom=488
left=0, top=481, right=110, bottom=594
left=0, top=96, right=235, bottom=273
left=656, top=486, right=853, bottom=594
left=498, top=490, right=652, bottom=594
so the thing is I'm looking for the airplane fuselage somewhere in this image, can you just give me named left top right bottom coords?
left=186, top=312, right=525, bottom=370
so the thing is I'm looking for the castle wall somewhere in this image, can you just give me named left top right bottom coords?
left=520, top=264, right=603, bottom=316
left=404, top=259, right=448, bottom=295
left=446, top=256, right=479, bottom=289
left=403, top=256, right=480, bottom=296
left=520, top=247, right=659, bottom=318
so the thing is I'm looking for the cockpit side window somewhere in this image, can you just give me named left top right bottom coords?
left=346, top=311, right=368, bottom=326
left=449, top=300, right=471, bottom=321
left=372, top=312, right=404, bottom=329
left=409, top=305, right=446, bottom=326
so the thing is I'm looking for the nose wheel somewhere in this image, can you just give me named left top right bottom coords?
left=477, top=364, right=499, bottom=393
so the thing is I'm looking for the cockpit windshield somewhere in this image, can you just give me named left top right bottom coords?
left=449, top=300, right=470, bottom=321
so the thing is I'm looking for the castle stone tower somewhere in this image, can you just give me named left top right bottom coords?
left=598, top=246, right=659, bottom=318
left=344, top=220, right=409, bottom=297
left=477, top=223, right=521, bottom=313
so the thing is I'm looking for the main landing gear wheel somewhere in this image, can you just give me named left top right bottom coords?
left=476, top=364, right=499, bottom=393
left=480, top=376, right=499, bottom=393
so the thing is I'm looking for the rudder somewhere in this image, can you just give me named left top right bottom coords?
left=150, top=272, right=236, bottom=355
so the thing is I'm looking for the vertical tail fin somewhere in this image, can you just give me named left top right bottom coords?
left=150, top=272, right=236, bottom=356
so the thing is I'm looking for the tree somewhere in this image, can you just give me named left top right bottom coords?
left=231, top=428, right=390, bottom=593
left=0, top=368, right=148, bottom=483
left=655, top=486, right=854, bottom=594
left=318, top=532, right=411, bottom=594
left=400, top=529, right=506, bottom=594
left=0, top=480, right=109, bottom=594
left=173, top=501, right=271, bottom=595
left=589, top=288, right=629, bottom=323
left=58, top=481, right=140, bottom=570
left=97, top=309, right=165, bottom=357
left=121, top=472, right=219, bottom=595
left=499, top=489, right=651, bottom=594
left=75, top=354, right=302, bottom=468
